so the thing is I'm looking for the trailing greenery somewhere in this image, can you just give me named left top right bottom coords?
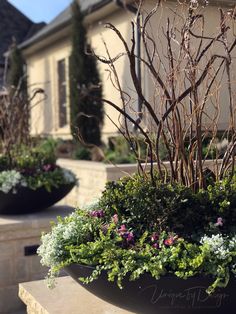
left=69, top=0, right=103, bottom=145
left=38, top=174, right=236, bottom=293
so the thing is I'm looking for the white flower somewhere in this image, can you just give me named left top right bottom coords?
left=62, top=168, right=77, bottom=184
left=0, top=170, right=27, bottom=193
left=200, top=234, right=230, bottom=260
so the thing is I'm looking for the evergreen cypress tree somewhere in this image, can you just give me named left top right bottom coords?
left=69, top=0, right=103, bottom=146
left=7, top=40, right=27, bottom=94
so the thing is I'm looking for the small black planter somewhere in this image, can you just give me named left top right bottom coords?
left=65, top=264, right=236, bottom=314
left=0, top=183, right=75, bottom=215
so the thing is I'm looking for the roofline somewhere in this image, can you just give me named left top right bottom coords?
left=85, top=0, right=112, bottom=15
left=21, top=0, right=235, bottom=51
left=19, top=17, right=70, bottom=50
left=20, top=0, right=113, bottom=50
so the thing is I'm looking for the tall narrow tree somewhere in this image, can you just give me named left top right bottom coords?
left=7, top=40, right=27, bottom=95
left=69, top=0, right=103, bottom=146
left=1, top=41, right=30, bottom=151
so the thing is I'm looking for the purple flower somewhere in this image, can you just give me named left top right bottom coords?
left=117, top=225, right=134, bottom=245
left=42, top=164, right=56, bottom=172
left=126, top=231, right=134, bottom=242
left=118, top=224, right=127, bottom=235
left=151, top=232, right=159, bottom=242
left=215, top=217, right=223, bottom=227
left=152, top=243, right=160, bottom=249
left=122, top=231, right=134, bottom=245
left=90, top=210, right=105, bottom=218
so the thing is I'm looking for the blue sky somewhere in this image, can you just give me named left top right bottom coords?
left=9, top=0, right=72, bottom=23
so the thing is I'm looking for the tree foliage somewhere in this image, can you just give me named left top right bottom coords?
left=69, top=0, right=104, bottom=146
left=7, top=40, right=27, bottom=95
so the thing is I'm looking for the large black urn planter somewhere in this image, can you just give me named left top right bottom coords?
left=0, top=183, right=75, bottom=215
left=65, top=264, right=236, bottom=314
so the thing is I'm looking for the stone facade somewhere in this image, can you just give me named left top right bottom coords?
left=0, top=206, right=73, bottom=313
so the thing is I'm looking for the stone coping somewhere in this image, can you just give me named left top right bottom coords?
left=19, top=276, right=134, bottom=314
left=58, top=158, right=140, bottom=172
left=0, top=206, right=73, bottom=230
left=58, top=158, right=222, bottom=172
left=0, top=206, right=74, bottom=240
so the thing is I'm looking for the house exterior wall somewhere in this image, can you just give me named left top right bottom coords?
left=26, top=37, right=72, bottom=138
left=87, top=9, right=134, bottom=138
left=143, top=0, right=236, bottom=132
left=24, top=1, right=236, bottom=140
left=25, top=8, right=134, bottom=141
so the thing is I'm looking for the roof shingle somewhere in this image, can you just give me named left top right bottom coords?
left=0, top=0, right=45, bottom=65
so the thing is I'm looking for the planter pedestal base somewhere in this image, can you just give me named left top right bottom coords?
left=19, top=276, right=133, bottom=314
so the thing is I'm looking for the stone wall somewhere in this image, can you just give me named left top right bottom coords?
left=57, top=159, right=141, bottom=208
left=0, top=206, right=73, bottom=313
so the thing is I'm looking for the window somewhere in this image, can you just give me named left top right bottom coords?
left=57, top=59, right=67, bottom=128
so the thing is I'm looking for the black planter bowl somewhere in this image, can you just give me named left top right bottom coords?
left=65, top=264, right=236, bottom=314
left=0, top=183, right=75, bottom=215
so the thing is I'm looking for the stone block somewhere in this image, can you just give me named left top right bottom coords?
left=19, top=277, right=133, bottom=314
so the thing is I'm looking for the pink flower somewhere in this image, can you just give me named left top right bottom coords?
left=118, top=224, right=127, bottom=236
left=117, top=225, right=134, bottom=244
left=112, top=214, right=119, bottom=224
left=90, top=210, right=104, bottom=218
left=164, top=235, right=178, bottom=246
left=151, top=232, right=159, bottom=242
left=126, top=232, right=134, bottom=242
left=215, top=217, right=223, bottom=227
left=43, top=164, right=53, bottom=172
left=152, top=243, right=160, bottom=249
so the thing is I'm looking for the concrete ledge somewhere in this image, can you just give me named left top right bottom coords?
left=0, top=206, right=73, bottom=241
left=19, top=276, right=134, bottom=314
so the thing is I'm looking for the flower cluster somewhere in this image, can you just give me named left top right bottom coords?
left=90, top=209, right=104, bottom=218
left=0, top=167, right=76, bottom=194
left=37, top=173, right=236, bottom=293
left=200, top=234, right=232, bottom=260
left=150, top=232, right=178, bottom=249
left=61, top=168, right=77, bottom=184
left=118, top=224, right=134, bottom=245
left=0, top=170, right=26, bottom=193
